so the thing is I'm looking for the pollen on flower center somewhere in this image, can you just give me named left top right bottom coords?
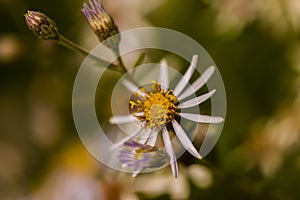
left=149, top=104, right=165, bottom=120
left=130, top=83, right=178, bottom=128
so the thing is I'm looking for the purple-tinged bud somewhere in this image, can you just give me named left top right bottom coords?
left=82, top=0, right=120, bottom=51
left=24, top=10, right=59, bottom=40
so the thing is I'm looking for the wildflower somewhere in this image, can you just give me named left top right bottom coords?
left=119, top=140, right=168, bottom=177
left=82, top=0, right=120, bottom=51
left=24, top=11, right=60, bottom=40
left=110, top=55, right=224, bottom=177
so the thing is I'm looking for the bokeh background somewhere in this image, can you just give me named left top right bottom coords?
left=1, top=0, right=300, bottom=199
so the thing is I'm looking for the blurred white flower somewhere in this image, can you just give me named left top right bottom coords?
left=187, top=164, right=213, bottom=189
left=212, top=0, right=256, bottom=36
left=134, top=164, right=214, bottom=199
left=134, top=167, right=190, bottom=200
left=32, top=169, right=103, bottom=200
left=211, top=0, right=300, bottom=38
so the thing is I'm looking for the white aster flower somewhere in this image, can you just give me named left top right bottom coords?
left=110, top=54, right=224, bottom=178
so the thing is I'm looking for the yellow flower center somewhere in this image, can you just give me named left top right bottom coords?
left=130, top=83, right=178, bottom=128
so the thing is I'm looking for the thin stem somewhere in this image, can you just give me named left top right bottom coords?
left=117, top=56, right=127, bottom=74
left=113, top=47, right=127, bottom=74
left=58, top=34, right=89, bottom=56
left=57, top=34, right=124, bottom=73
left=114, top=49, right=139, bottom=84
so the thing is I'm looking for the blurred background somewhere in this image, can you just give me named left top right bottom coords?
left=1, top=0, right=300, bottom=199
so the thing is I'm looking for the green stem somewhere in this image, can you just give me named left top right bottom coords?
left=114, top=48, right=139, bottom=84
left=57, top=34, right=124, bottom=73
left=117, top=56, right=127, bottom=74
left=58, top=35, right=89, bottom=56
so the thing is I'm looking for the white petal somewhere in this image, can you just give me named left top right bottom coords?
left=178, top=89, right=216, bottom=109
left=162, top=127, right=178, bottom=178
left=138, top=128, right=152, bottom=144
left=146, top=129, right=159, bottom=147
left=159, top=59, right=169, bottom=90
left=132, top=167, right=143, bottom=177
left=122, top=79, right=138, bottom=93
left=179, top=113, right=224, bottom=123
left=178, top=66, right=215, bottom=101
left=122, top=79, right=146, bottom=96
left=134, top=112, right=144, bottom=117
left=109, top=114, right=138, bottom=124
left=171, top=120, right=202, bottom=159
left=173, top=55, right=198, bottom=96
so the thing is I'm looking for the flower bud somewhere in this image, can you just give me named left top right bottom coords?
left=24, top=11, right=59, bottom=40
left=82, top=0, right=120, bottom=51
